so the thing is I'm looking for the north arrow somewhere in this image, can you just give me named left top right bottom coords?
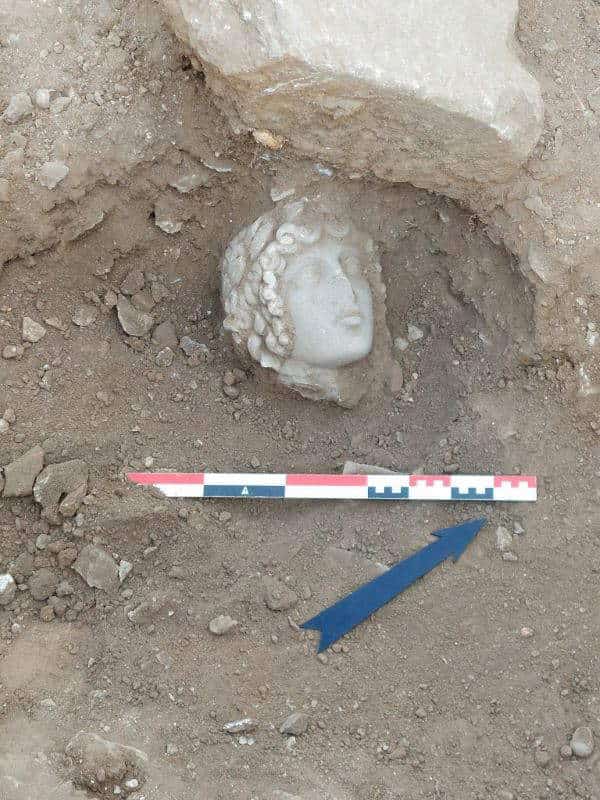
left=301, top=517, right=486, bottom=652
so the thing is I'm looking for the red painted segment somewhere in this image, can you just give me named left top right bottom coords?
left=286, top=473, right=368, bottom=486
left=409, top=475, right=451, bottom=487
left=128, top=472, right=205, bottom=485
left=493, top=475, right=536, bottom=488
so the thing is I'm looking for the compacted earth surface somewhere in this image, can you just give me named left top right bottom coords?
left=1, top=2, right=600, bottom=799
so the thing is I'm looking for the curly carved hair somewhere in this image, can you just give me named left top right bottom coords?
left=221, top=198, right=368, bottom=371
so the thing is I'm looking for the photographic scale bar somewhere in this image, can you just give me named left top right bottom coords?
left=127, top=473, right=537, bottom=502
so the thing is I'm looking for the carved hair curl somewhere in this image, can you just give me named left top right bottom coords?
left=221, top=198, right=358, bottom=371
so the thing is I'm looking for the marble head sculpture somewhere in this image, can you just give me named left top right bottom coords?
left=221, top=197, right=387, bottom=405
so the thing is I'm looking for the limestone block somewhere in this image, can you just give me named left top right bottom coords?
left=159, top=0, right=543, bottom=197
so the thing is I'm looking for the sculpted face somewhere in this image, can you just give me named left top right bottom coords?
left=280, top=238, right=374, bottom=368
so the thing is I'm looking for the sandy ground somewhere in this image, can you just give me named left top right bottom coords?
left=1, top=2, right=600, bottom=799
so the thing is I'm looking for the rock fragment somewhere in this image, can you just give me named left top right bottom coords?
left=120, top=270, right=145, bottom=296
left=33, top=459, right=88, bottom=521
left=223, top=718, right=258, bottom=734
left=152, top=320, right=178, bottom=348
left=34, top=88, right=51, bottom=109
left=116, top=294, right=154, bottom=337
left=264, top=577, right=298, bottom=611
left=65, top=732, right=148, bottom=793
left=28, top=568, right=58, bottom=601
left=280, top=712, right=309, bottom=736
left=72, top=304, right=98, bottom=327
left=2, top=92, right=33, bottom=123
left=495, top=526, right=513, bottom=552
left=155, top=347, right=174, bottom=367
left=0, top=574, right=16, bottom=606
left=3, top=445, right=45, bottom=497
left=127, top=593, right=177, bottom=624
left=73, top=545, right=119, bottom=592
left=571, top=726, right=594, bottom=758
left=208, top=614, right=238, bottom=635
left=2, top=344, right=24, bottom=359
left=169, top=170, right=211, bottom=193
left=38, top=160, right=69, bottom=189
left=22, top=317, right=47, bottom=343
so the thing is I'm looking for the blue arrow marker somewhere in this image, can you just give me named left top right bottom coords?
left=301, top=517, right=486, bottom=652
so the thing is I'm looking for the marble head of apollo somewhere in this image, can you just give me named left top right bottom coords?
left=221, top=197, right=385, bottom=404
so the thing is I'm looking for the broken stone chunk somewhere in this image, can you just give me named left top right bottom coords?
left=263, top=577, right=298, bottom=611
left=33, top=459, right=88, bottom=522
left=73, top=545, right=120, bottom=592
left=116, top=294, right=154, bottom=337
left=22, top=316, right=47, bottom=343
left=3, top=445, right=45, bottom=497
left=38, top=160, right=69, bottom=189
left=2, top=92, right=33, bottom=123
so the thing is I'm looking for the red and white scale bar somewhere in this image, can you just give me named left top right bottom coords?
left=127, top=472, right=537, bottom=502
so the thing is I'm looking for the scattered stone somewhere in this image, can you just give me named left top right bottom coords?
left=495, top=526, right=513, bottom=552
left=36, top=533, right=51, bottom=550
left=253, top=128, right=286, bottom=149
left=38, top=160, right=69, bottom=189
left=40, top=604, right=55, bottom=622
left=3, top=444, right=45, bottom=497
left=34, top=88, right=51, bottom=109
left=152, top=321, right=178, bottom=348
left=571, top=726, right=594, bottom=758
left=534, top=749, right=551, bottom=768
left=0, top=574, right=16, bottom=606
left=520, top=626, right=534, bottom=638
left=22, top=317, right=47, bottom=343
left=394, top=336, right=410, bottom=352
left=72, top=304, right=98, bottom=327
left=127, top=593, right=177, bottom=625
left=116, top=294, right=154, bottom=337
left=3, top=408, right=16, bottom=424
left=155, top=347, right=174, bottom=367
left=179, top=336, right=209, bottom=360
left=56, top=580, right=74, bottom=597
left=131, top=289, right=155, bottom=312
left=2, top=344, right=24, bottom=359
left=0, top=420, right=9, bottom=434
left=10, top=551, right=34, bottom=581
left=28, top=568, right=58, bottom=601
left=502, top=551, right=518, bottom=562
left=165, top=742, right=179, bottom=756
left=65, top=731, right=148, bottom=793
left=223, top=718, right=258, bottom=734
left=208, top=614, right=238, bottom=635
left=169, top=170, right=211, bottom=193
left=0, top=178, right=8, bottom=202
left=407, top=323, right=424, bottom=342
left=280, top=712, right=309, bottom=736
left=560, top=744, right=573, bottom=759
left=120, top=270, right=145, bottom=296
left=264, top=577, right=298, bottom=611
left=118, top=560, right=133, bottom=583
left=2, top=92, right=33, bottom=123
left=513, top=521, right=525, bottom=535
left=57, top=547, right=78, bottom=568
left=73, top=545, right=119, bottom=592
left=33, top=459, right=88, bottom=521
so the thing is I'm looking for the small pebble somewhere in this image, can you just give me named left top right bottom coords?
left=407, top=324, right=424, bottom=342
left=559, top=744, right=573, bottom=759
left=34, top=88, right=51, bottom=109
left=223, top=718, right=258, bottom=734
left=22, top=317, right=47, bottom=343
left=72, top=304, right=98, bottom=327
left=534, top=749, right=551, bottom=768
left=155, top=347, right=174, bottom=367
left=208, top=614, right=238, bottom=636
left=0, top=574, right=17, bottom=606
left=2, top=344, right=24, bottom=359
left=280, top=712, right=309, bottom=736
left=571, top=726, right=594, bottom=758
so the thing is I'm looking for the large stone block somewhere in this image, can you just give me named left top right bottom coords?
left=160, top=0, right=543, bottom=198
